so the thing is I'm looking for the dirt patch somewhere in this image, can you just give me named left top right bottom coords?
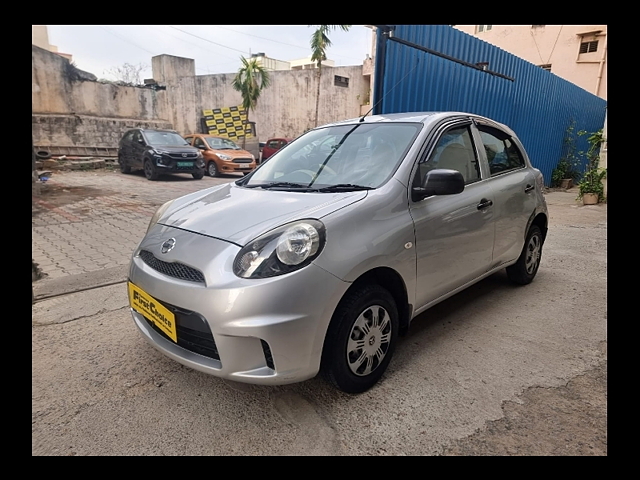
left=442, top=355, right=607, bottom=456
left=37, top=184, right=113, bottom=206
left=32, top=184, right=115, bottom=217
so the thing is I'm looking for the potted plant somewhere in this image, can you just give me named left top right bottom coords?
left=577, top=129, right=606, bottom=205
left=552, top=120, right=581, bottom=189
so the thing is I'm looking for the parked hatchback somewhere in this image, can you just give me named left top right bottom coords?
left=183, top=134, right=257, bottom=177
left=261, top=137, right=292, bottom=162
left=127, top=112, right=548, bottom=393
left=118, top=128, right=205, bottom=181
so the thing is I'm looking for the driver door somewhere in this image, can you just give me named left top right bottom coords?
left=410, top=120, right=496, bottom=310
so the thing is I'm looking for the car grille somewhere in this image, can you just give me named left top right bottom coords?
left=232, top=158, right=253, bottom=164
left=169, top=153, right=198, bottom=159
left=142, top=301, right=220, bottom=361
left=139, top=250, right=205, bottom=284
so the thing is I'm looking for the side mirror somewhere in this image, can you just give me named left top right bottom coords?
left=412, top=169, right=465, bottom=201
left=197, top=144, right=206, bottom=149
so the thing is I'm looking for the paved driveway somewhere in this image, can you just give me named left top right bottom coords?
left=32, top=170, right=238, bottom=281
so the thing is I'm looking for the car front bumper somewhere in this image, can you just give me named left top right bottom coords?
left=128, top=224, right=350, bottom=385
left=219, top=161, right=256, bottom=174
left=154, top=155, right=204, bottom=173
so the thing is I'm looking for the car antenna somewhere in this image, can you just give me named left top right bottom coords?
left=359, top=57, right=421, bottom=122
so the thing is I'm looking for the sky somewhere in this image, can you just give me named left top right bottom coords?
left=46, top=25, right=374, bottom=81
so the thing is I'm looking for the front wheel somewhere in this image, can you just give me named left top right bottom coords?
left=506, top=225, right=543, bottom=285
left=207, top=161, right=219, bottom=177
left=143, top=159, right=159, bottom=181
left=322, top=284, right=399, bottom=393
left=192, top=170, right=204, bottom=180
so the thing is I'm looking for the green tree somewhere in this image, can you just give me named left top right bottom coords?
left=232, top=56, right=271, bottom=147
left=309, top=25, right=351, bottom=127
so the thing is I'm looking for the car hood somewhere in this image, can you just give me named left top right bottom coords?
left=153, top=145, right=199, bottom=153
left=158, top=182, right=367, bottom=246
left=206, top=148, right=253, bottom=158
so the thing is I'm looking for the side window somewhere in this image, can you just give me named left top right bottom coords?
left=133, top=131, right=144, bottom=145
left=194, top=137, right=206, bottom=148
left=183, top=136, right=193, bottom=145
left=478, top=126, right=526, bottom=176
left=122, top=131, right=134, bottom=143
left=413, top=125, right=481, bottom=188
left=268, top=140, right=280, bottom=149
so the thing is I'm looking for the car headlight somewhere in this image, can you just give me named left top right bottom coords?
left=196, top=150, right=203, bottom=158
left=153, top=148, right=170, bottom=156
left=233, top=220, right=326, bottom=279
left=218, top=153, right=231, bottom=161
left=147, top=199, right=175, bottom=234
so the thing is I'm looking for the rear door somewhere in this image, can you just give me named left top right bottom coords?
left=131, top=130, right=146, bottom=169
left=471, top=121, right=538, bottom=268
left=119, top=130, right=134, bottom=165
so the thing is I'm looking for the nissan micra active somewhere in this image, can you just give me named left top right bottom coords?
left=127, top=112, right=548, bottom=393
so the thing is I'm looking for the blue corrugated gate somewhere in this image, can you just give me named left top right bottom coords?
left=373, top=25, right=607, bottom=185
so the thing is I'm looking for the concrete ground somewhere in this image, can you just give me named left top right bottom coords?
left=32, top=170, right=607, bottom=456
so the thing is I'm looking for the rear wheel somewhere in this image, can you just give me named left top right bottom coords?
left=118, top=155, right=131, bottom=174
left=207, top=161, right=219, bottom=177
left=506, top=225, right=543, bottom=285
left=143, top=159, right=159, bottom=181
left=322, top=284, right=399, bottom=393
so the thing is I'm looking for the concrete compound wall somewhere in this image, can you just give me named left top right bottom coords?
left=152, top=55, right=369, bottom=141
left=32, top=47, right=368, bottom=151
left=32, top=45, right=170, bottom=149
left=32, top=114, right=173, bottom=148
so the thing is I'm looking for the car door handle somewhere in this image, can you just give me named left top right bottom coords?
left=524, top=184, right=535, bottom=193
left=477, top=199, right=493, bottom=210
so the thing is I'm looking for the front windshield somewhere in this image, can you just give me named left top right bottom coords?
left=144, top=131, right=189, bottom=146
left=244, top=123, right=421, bottom=189
left=206, top=137, right=240, bottom=150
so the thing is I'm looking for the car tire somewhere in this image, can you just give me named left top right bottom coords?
left=35, top=150, right=51, bottom=160
left=143, top=159, right=159, bottom=181
left=322, top=284, right=399, bottom=394
left=118, top=155, right=131, bottom=174
left=192, top=170, right=204, bottom=180
left=506, top=225, right=543, bottom=285
left=207, top=161, right=219, bottom=177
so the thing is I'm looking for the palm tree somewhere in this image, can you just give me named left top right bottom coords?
left=232, top=56, right=271, bottom=148
left=309, top=25, right=351, bottom=128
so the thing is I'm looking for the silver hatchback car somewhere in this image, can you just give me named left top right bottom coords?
left=128, top=112, right=548, bottom=393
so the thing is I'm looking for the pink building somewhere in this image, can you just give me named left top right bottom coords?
left=453, top=25, right=607, bottom=100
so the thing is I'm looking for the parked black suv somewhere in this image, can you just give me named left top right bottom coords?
left=118, top=128, right=205, bottom=180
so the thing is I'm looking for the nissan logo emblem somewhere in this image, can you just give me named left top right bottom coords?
left=161, top=238, right=176, bottom=254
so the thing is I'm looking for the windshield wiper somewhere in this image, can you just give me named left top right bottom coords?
left=251, top=182, right=313, bottom=190
left=315, top=184, right=374, bottom=192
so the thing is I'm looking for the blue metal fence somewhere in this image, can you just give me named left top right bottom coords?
left=373, top=25, right=607, bottom=185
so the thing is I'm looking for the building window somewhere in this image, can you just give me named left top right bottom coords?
left=334, top=75, right=349, bottom=87
left=579, top=41, right=599, bottom=54
left=539, top=64, right=552, bottom=72
left=477, top=25, right=492, bottom=33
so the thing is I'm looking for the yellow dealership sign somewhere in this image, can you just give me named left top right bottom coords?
left=202, top=106, right=253, bottom=139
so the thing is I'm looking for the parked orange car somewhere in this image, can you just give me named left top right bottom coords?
left=183, top=134, right=257, bottom=177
